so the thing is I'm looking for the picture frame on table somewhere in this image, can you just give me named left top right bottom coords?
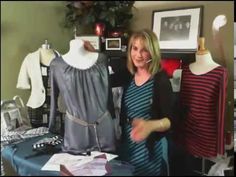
left=152, top=6, right=203, bottom=52
left=105, top=38, right=121, bottom=50
left=77, top=35, right=101, bottom=51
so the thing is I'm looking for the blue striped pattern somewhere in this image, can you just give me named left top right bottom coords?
left=122, top=78, right=165, bottom=176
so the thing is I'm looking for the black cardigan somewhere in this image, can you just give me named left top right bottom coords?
left=112, top=69, right=174, bottom=157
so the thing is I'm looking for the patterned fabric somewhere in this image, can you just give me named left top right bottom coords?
left=28, top=63, right=50, bottom=127
left=112, top=87, right=123, bottom=140
left=28, top=63, right=62, bottom=128
left=180, top=65, right=228, bottom=157
left=28, top=106, right=44, bottom=127
left=120, top=78, right=167, bottom=176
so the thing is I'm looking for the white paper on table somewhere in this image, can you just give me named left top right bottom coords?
left=41, top=153, right=94, bottom=171
left=90, top=151, right=118, bottom=161
left=64, top=158, right=108, bottom=176
left=41, top=151, right=118, bottom=171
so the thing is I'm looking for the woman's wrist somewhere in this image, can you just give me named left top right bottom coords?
left=147, top=120, right=158, bottom=132
left=148, top=118, right=171, bottom=132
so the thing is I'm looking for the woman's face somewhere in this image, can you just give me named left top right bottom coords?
left=131, top=39, right=151, bottom=70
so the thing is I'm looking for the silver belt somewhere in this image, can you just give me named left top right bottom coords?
left=66, top=110, right=110, bottom=151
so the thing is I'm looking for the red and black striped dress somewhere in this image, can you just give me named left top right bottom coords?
left=180, top=64, right=228, bottom=158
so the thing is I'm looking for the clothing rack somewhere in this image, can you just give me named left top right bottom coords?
left=194, top=153, right=229, bottom=176
left=192, top=157, right=208, bottom=176
left=201, top=158, right=207, bottom=175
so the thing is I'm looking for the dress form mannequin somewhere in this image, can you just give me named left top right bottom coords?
left=189, top=37, right=220, bottom=75
left=179, top=37, right=228, bottom=174
left=40, top=40, right=55, bottom=66
left=49, top=37, right=116, bottom=154
left=62, top=38, right=98, bottom=69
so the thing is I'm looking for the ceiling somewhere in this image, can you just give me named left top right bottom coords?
left=134, top=1, right=214, bottom=8
left=134, top=1, right=181, bottom=8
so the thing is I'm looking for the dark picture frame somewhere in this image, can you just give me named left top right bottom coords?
left=152, top=6, right=203, bottom=52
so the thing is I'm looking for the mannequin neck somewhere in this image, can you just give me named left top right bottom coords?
left=62, top=39, right=98, bottom=69
left=195, top=52, right=216, bottom=65
left=41, top=44, right=50, bottom=50
left=190, top=52, right=220, bottom=75
left=68, top=39, right=87, bottom=55
left=39, top=48, right=55, bottom=66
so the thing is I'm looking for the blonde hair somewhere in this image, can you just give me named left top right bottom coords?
left=127, top=29, right=161, bottom=75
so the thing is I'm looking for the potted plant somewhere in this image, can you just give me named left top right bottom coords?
left=64, top=1, right=135, bottom=35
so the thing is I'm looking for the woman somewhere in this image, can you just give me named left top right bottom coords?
left=117, top=29, right=173, bottom=176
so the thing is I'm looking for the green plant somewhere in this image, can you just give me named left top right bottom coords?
left=64, top=1, right=135, bottom=31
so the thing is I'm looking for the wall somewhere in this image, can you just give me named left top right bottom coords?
left=131, top=1, right=234, bottom=131
left=1, top=1, right=71, bottom=103
left=1, top=1, right=234, bottom=131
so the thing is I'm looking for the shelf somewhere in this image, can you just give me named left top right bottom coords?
left=103, top=50, right=127, bottom=57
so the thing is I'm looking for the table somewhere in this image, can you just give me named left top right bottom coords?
left=2, top=133, right=133, bottom=176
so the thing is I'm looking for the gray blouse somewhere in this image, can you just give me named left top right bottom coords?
left=49, top=53, right=116, bottom=154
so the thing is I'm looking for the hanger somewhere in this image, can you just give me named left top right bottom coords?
left=41, top=39, right=50, bottom=49
left=196, top=37, right=209, bottom=55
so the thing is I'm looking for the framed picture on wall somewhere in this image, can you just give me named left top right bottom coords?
left=152, top=6, right=203, bottom=52
left=77, top=35, right=101, bottom=51
left=105, top=38, right=121, bottom=50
